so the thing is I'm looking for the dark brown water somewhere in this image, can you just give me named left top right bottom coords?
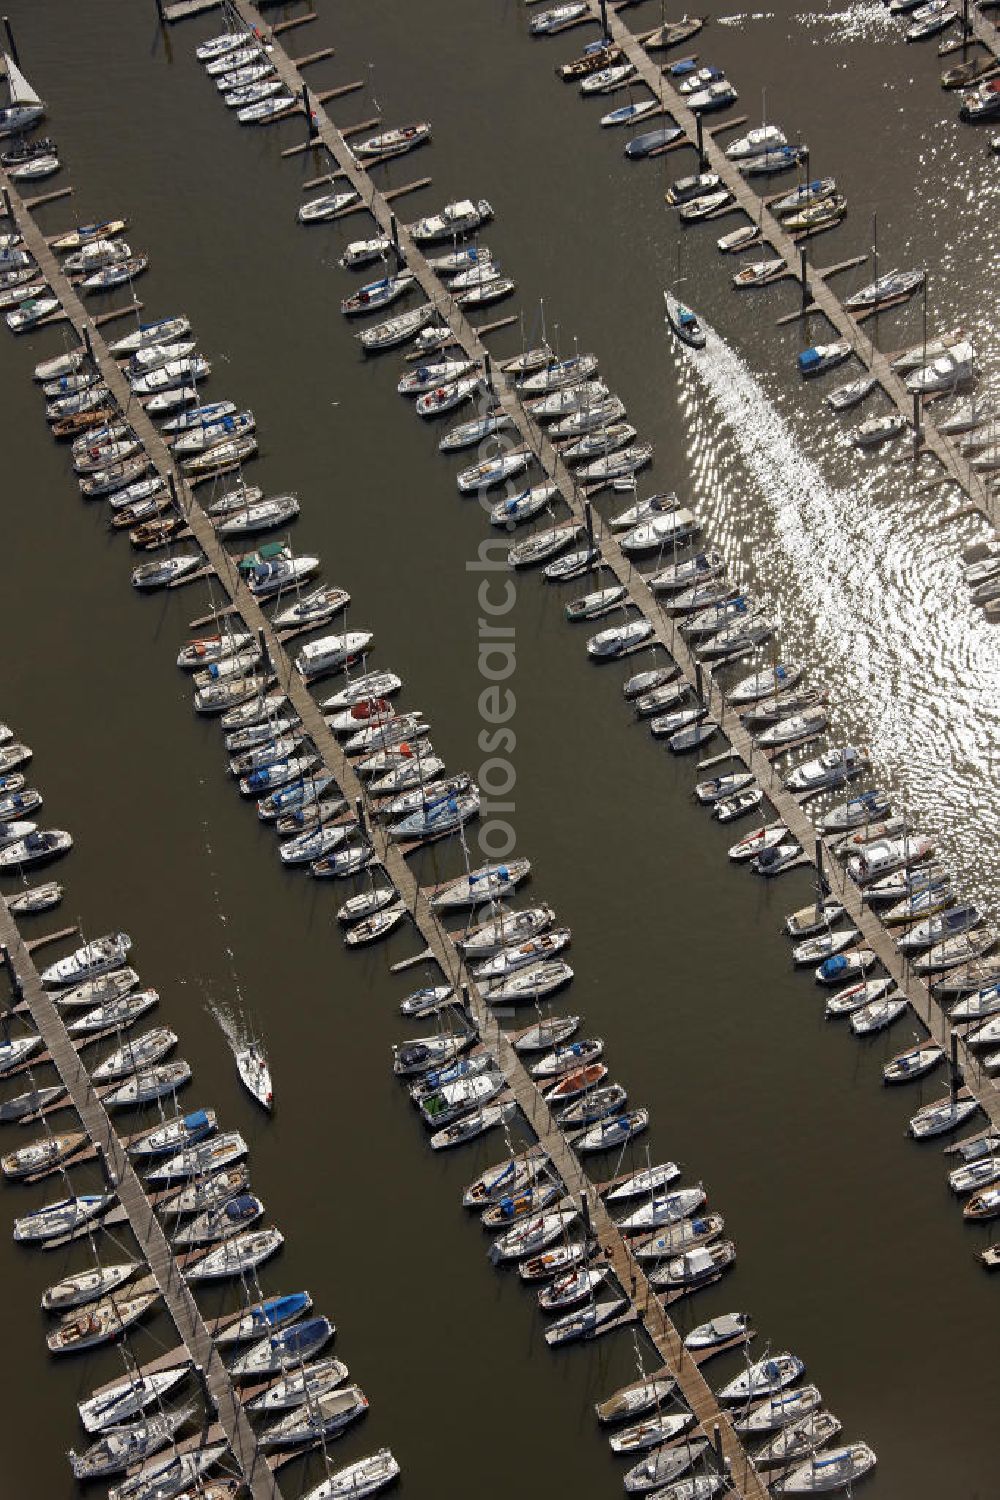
left=0, top=1, right=998, bottom=1497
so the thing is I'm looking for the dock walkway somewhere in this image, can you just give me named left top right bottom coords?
left=0, top=900, right=280, bottom=1500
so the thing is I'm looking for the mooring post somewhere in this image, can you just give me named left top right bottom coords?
left=82, top=324, right=93, bottom=361
left=799, top=243, right=808, bottom=311
left=354, top=794, right=367, bottom=839
left=389, top=212, right=399, bottom=257
left=695, top=661, right=704, bottom=703
left=912, top=390, right=921, bottom=455
left=696, top=112, right=705, bottom=169
left=483, top=350, right=492, bottom=392
left=2, top=16, right=20, bottom=67
left=584, top=498, right=594, bottom=554
left=599, top=0, right=609, bottom=39
left=950, top=1031, right=960, bottom=1101
left=167, top=471, right=180, bottom=515
left=0, top=186, right=8, bottom=220
left=815, top=837, right=824, bottom=891
left=713, top=1424, right=724, bottom=1468
left=302, top=83, right=317, bottom=139
left=580, top=1190, right=592, bottom=1234
left=152, top=0, right=165, bottom=23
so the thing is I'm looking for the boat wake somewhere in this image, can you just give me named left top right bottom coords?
left=670, top=326, right=1000, bottom=919
left=793, top=1, right=898, bottom=43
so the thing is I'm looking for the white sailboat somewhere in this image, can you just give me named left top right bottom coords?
left=0, top=55, right=45, bottom=137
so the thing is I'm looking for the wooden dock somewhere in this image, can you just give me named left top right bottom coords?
left=0, top=901, right=280, bottom=1500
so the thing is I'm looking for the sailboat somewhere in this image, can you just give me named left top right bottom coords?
left=0, top=55, right=45, bottom=137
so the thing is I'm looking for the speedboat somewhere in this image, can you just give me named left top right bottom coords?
left=664, top=290, right=706, bottom=349
left=798, top=340, right=851, bottom=378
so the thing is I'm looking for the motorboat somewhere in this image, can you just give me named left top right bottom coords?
left=815, top=949, right=875, bottom=985
left=784, top=746, right=867, bottom=793
left=407, top=198, right=493, bottom=243
left=797, top=340, right=851, bottom=378
left=529, top=4, right=587, bottom=33
left=905, top=0, right=956, bottom=38
left=846, top=833, right=933, bottom=886
left=587, top=620, right=654, bottom=659
left=41, top=932, right=132, bottom=987
left=904, top=338, right=974, bottom=394
left=0, top=827, right=72, bottom=868
left=688, top=78, right=738, bottom=112
left=132, top=555, right=202, bottom=591
left=685, top=1311, right=752, bottom=1349
left=725, top=123, right=787, bottom=159
left=664, top=290, right=706, bottom=349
